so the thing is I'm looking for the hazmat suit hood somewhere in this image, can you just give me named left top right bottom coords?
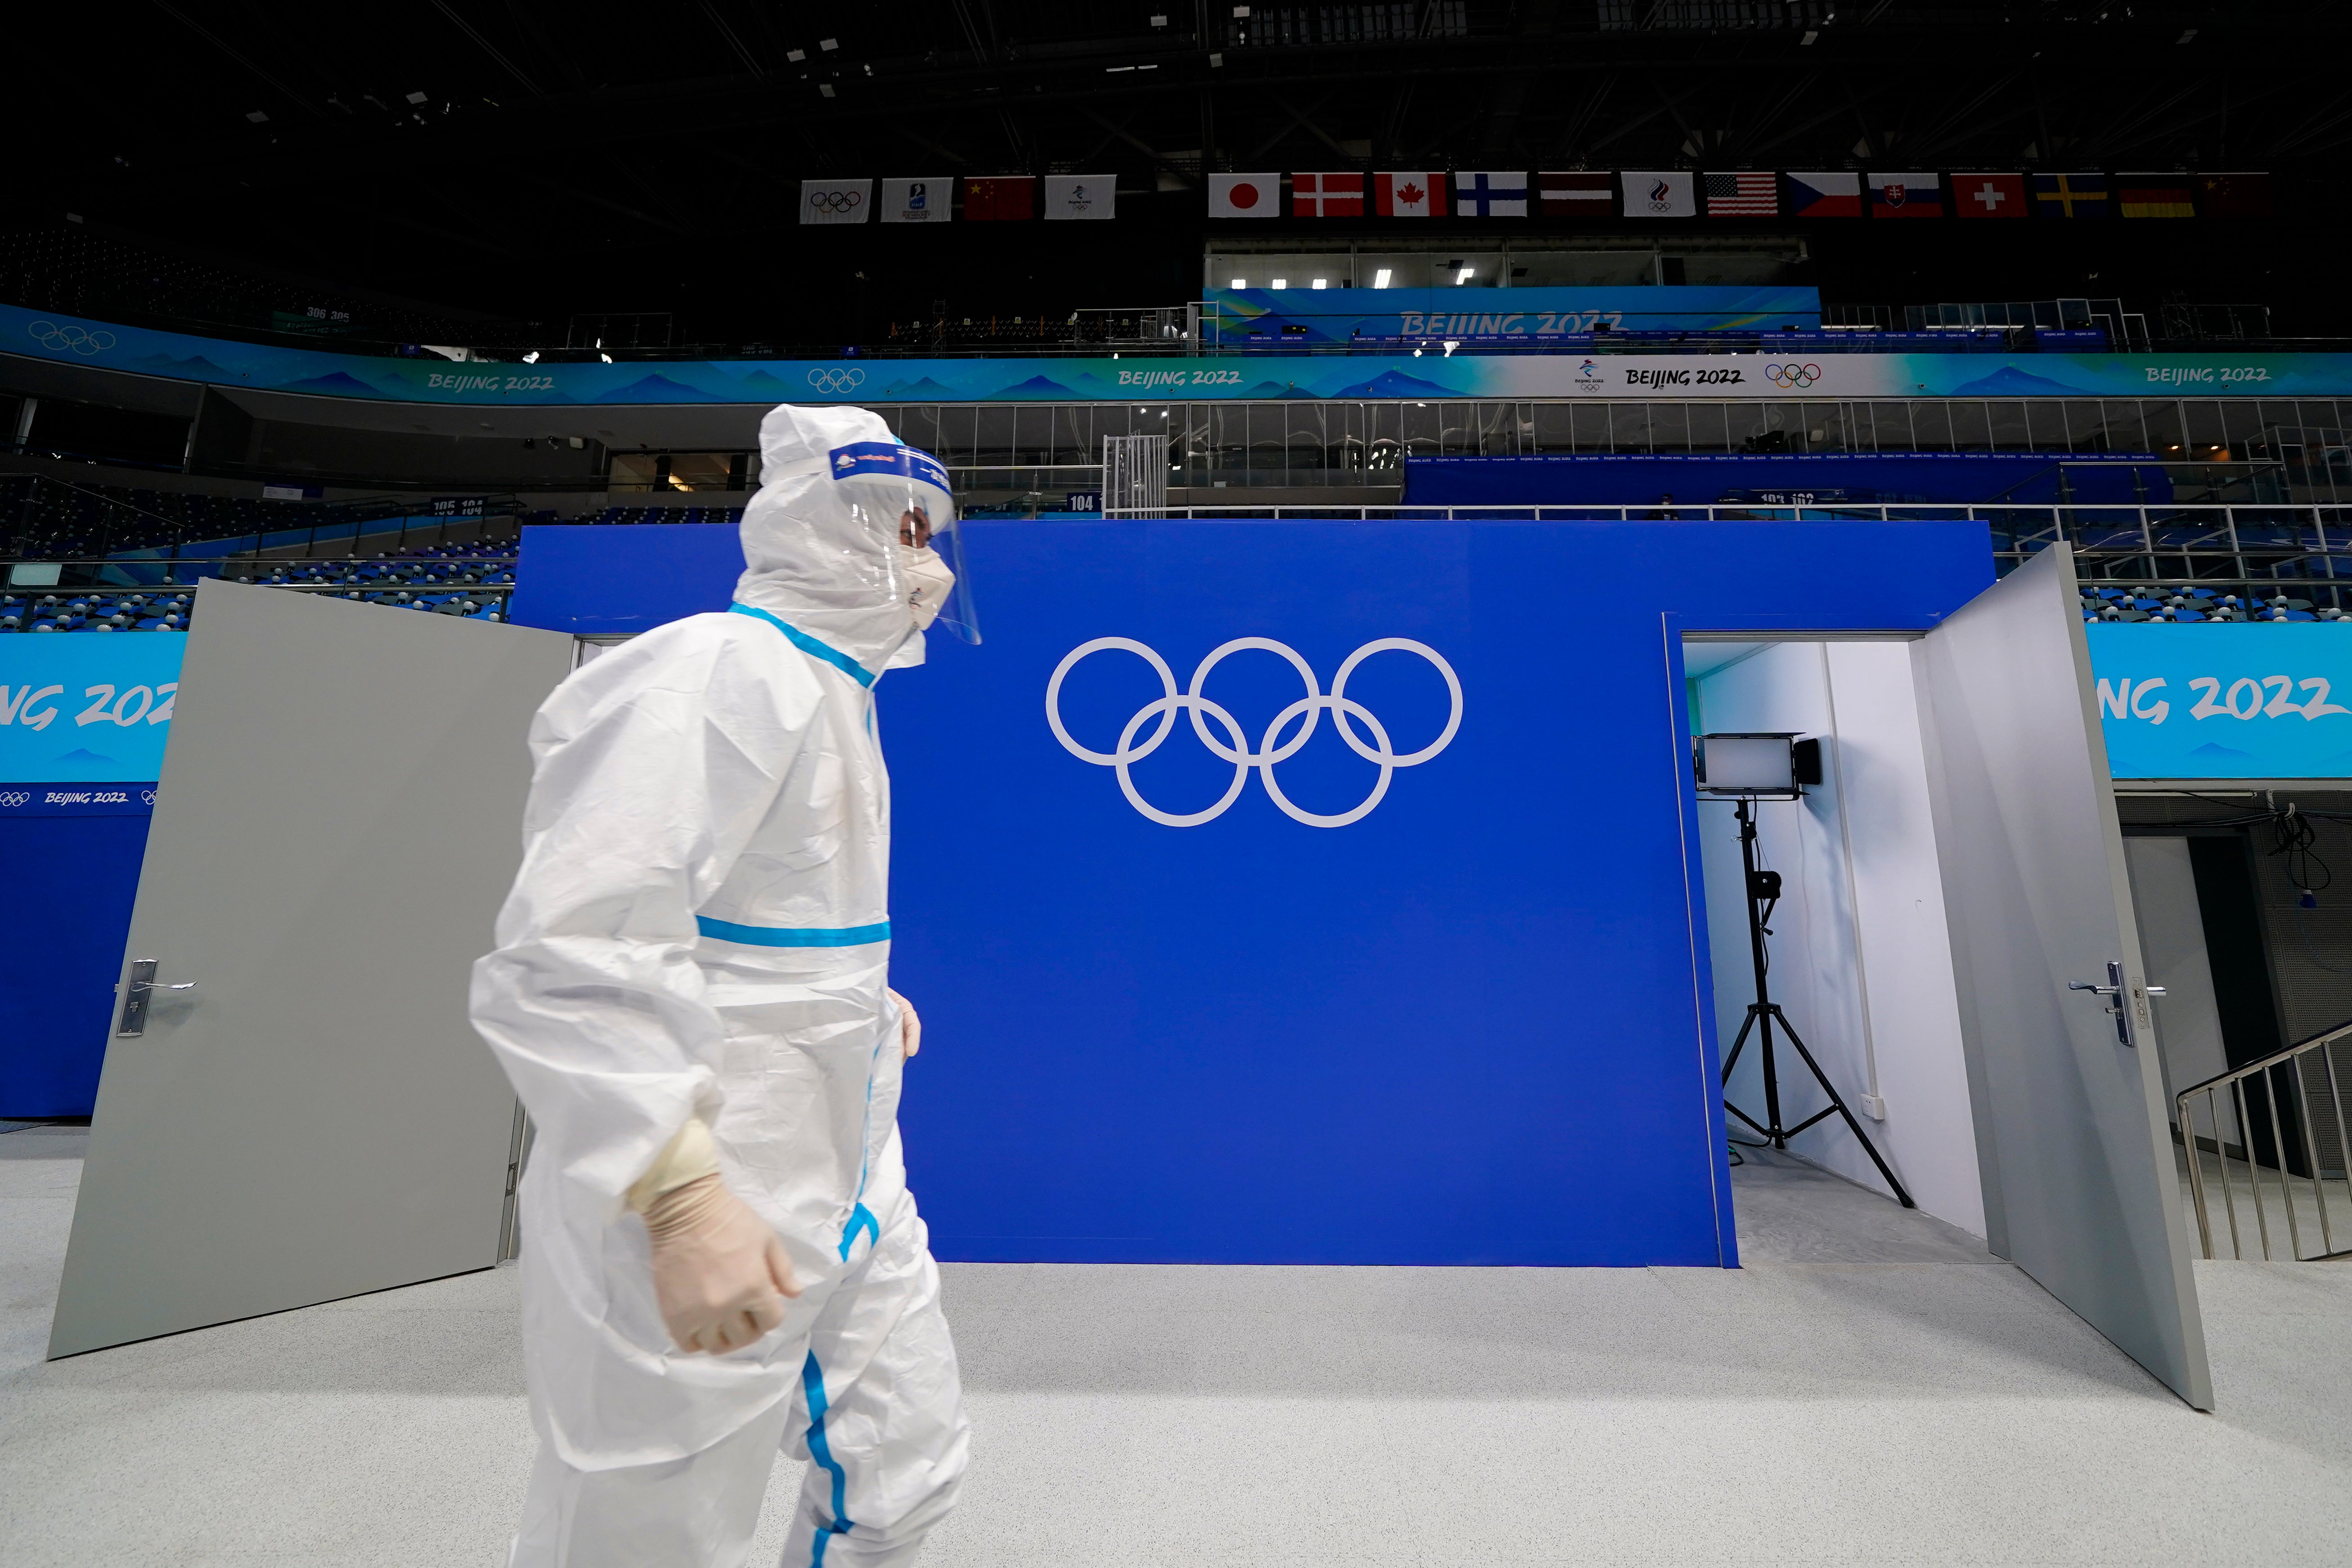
left=733, top=403, right=959, bottom=677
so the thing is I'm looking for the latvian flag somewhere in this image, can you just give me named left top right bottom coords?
left=1293, top=172, right=1364, bottom=218
left=1703, top=171, right=1777, bottom=217
left=1784, top=171, right=1861, bottom=218
left=1374, top=172, right=1447, bottom=218
left=1538, top=171, right=1616, bottom=217
left=1953, top=173, right=2028, bottom=219
left=1454, top=171, right=1528, bottom=217
left=1867, top=172, right=1944, bottom=218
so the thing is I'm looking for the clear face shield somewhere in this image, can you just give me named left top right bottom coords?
left=831, top=440, right=981, bottom=650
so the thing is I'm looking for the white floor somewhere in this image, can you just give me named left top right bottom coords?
left=4, top=1126, right=2350, bottom=1566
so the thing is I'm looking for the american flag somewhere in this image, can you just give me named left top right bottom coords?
left=1704, top=171, right=1778, bottom=217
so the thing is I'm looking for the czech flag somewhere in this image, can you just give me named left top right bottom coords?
left=1784, top=171, right=1861, bottom=218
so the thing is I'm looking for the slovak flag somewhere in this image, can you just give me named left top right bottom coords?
left=1953, top=173, right=2028, bottom=219
left=1867, top=172, right=1944, bottom=218
left=1454, top=171, right=1528, bottom=218
left=1374, top=172, right=1447, bottom=218
left=1208, top=173, right=1280, bottom=218
left=1293, top=172, right=1365, bottom=217
left=1784, top=171, right=1861, bottom=218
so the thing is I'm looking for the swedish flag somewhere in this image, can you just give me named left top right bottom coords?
left=2033, top=173, right=2111, bottom=219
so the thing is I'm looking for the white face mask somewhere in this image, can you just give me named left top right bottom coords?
left=901, top=544, right=956, bottom=632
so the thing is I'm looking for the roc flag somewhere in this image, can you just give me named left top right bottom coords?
left=963, top=176, right=1035, bottom=220
left=1867, top=172, right=1943, bottom=218
left=1622, top=171, right=1696, bottom=218
left=2194, top=172, right=2273, bottom=217
left=1537, top=171, right=1616, bottom=216
left=878, top=178, right=952, bottom=223
left=1043, top=175, right=1115, bottom=220
left=2034, top=173, right=2110, bottom=219
left=1703, top=171, right=1778, bottom=217
left=1374, top=172, right=1447, bottom=217
left=1454, top=171, right=1528, bottom=217
left=1783, top=171, right=1861, bottom=218
left=1952, top=173, right=2028, bottom=219
left=800, top=179, right=873, bottom=225
left=1207, top=173, right=1279, bottom=217
left=2117, top=174, right=2195, bottom=219
left=1292, top=172, right=1364, bottom=217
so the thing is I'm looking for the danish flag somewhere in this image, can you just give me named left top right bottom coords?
left=1293, top=171, right=1365, bottom=218
left=1374, top=172, right=1446, bottom=218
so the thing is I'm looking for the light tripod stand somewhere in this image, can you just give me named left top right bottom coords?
left=1719, top=796, right=1914, bottom=1208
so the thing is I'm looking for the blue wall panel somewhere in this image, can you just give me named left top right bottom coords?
left=1405, top=452, right=2170, bottom=507
left=0, top=805, right=151, bottom=1116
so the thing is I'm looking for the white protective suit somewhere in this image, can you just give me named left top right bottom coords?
left=472, top=404, right=970, bottom=1568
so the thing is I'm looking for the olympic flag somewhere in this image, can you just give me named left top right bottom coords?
left=800, top=179, right=873, bottom=225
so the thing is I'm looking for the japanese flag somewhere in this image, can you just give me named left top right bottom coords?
left=1375, top=172, right=1446, bottom=217
left=1208, top=173, right=1279, bottom=218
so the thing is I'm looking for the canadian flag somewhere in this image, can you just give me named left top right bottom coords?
left=1293, top=171, right=1365, bottom=218
left=1374, top=172, right=1446, bottom=218
left=1208, top=173, right=1280, bottom=218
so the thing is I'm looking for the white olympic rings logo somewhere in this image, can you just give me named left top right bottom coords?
left=140, top=789, right=157, bottom=805
left=1046, top=637, right=1463, bottom=828
left=30, top=320, right=116, bottom=355
left=1765, top=362, right=1821, bottom=389
left=0, top=791, right=29, bottom=808
left=807, top=367, right=867, bottom=393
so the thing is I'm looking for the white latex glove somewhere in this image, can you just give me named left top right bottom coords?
left=641, top=1174, right=800, bottom=1355
left=890, top=987, right=922, bottom=1058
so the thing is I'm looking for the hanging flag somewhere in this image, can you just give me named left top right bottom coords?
left=1621, top=171, right=1696, bottom=218
left=1292, top=172, right=1365, bottom=217
left=1703, top=171, right=1778, bottom=217
left=1537, top=171, right=1616, bottom=216
left=877, top=178, right=953, bottom=224
left=800, top=179, right=873, bottom=225
left=1454, top=171, right=1529, bottom=217
left=2194, top=172, right=2273, bottom=217
left=2115, top=174, right=2195, bottom=219
left=1043, top=175, right=1116, bottom=221
left=1207, top=172, right=1280, bottom=217
left=1374, top=173, right=1448, bottom=217
left=1952, top=172, right=2028, bottom=219
left=2033, top=173, right=2110, bottom=219
left=963, top=177, right=1036, bottom=220
left=1783, top=171, right=1861, bottom=218
left=1866, top=172, right=1944, bottom=218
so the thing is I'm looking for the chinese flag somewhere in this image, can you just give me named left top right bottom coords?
left=2195, top=173, right=2273, bottom=218
left=963, top=177, right=1035, bottom=220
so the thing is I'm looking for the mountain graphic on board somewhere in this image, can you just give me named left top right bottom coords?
left=1333, top=368, right=1462, bottom=399
left=49, top=748, right=115, bottom=764
left=991, top=374, right=1083, bottom=399
left=124, top=354, right=234, bottom=379
left=879, top=377, right=959, bottom=399
left=1943, top=365, right=2096, bottom=397
left=593, top=374, right=712, bottom=404
left=2184, top=741, right=2258, bottom=760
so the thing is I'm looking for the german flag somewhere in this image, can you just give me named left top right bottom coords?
left=2117, top=175, right=2195, bottom=219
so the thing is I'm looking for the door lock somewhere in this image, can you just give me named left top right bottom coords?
left=116, top=960, right=196, bottom=1038
left=2069, top=961, right=2163, bottom=1048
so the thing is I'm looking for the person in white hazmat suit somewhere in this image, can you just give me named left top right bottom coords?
left=471, top=402, right=976, bottom=1568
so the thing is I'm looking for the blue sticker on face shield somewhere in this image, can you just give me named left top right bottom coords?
left=828, top=442, right=950, bottom=493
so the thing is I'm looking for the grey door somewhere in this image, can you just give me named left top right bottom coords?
left=49, top=581, right=573, bottom=1357
left=1917, top=545, right=2213, bottom=1408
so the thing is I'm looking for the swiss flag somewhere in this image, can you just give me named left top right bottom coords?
left=1374, top=172, right=1446, bottom=218
left=1293, top=171, right=1365, bottom=218
left=1208, top=173, right=1279, bottom=218
left=1953, top=173, right=2028, bottom=220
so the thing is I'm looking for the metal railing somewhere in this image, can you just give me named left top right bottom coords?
left=2177, top=1020, right=2352, bottom=1262
left=1103, top=434, right=1170, bottom=519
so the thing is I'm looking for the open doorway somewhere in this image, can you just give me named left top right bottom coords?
left=1682, top=635, right=1991, bottom=1260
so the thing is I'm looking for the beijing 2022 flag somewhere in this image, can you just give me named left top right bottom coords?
left=1043, top=175, right=1116, bottom=220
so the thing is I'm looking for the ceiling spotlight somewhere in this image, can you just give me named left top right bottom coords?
left=1456, top=266, right=1475, bottom=283
left=247, top=110, right=269, bottom=123
left=1373, top=268, right=1393, bottom=288
left=523, top=351, right=540, bottom=364
left=1150, top=13, right=1167, bottom=24
left=1311, top=278, right=1327, bottom=289
left=787, top=48, right=806, bottom=61
left=405, top=90, right=428, bottom=104
left=1230, top=277, right=1246, bottom=288
left=819, top=37, right=839, bottom=50
left=600, top=353, right=613, bottom=363
left=1271, top=277, right=1287, bottom=288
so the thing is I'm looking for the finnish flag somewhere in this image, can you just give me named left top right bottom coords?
left=1454, top=171, right=1529, bottom=218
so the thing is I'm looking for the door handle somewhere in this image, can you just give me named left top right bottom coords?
left=2069, top=961, right=2158, bottom=1048
left=116, top=960, right=196, bottom=1038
